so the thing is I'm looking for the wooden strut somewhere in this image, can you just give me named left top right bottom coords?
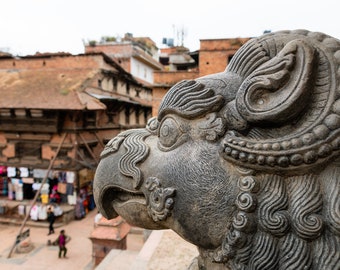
left=77, top=133, right=99, bottom=165
left=74, top=149, right=96, bottom=169
left=93, top=131, right=105, bottom=149
left=7, top=133, right=68, bottom=259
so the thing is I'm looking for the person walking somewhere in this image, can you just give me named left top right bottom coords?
left=47, top=205, right=55, bottom=235
left=57, top=229, right=68, bottom=258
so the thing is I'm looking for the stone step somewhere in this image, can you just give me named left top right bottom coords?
left=97, top=230, right=164, bottom=270
left=96, top=249, right=140, bottom=270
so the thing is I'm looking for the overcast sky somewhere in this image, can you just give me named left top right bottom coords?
left=1, top=0, right=339, bottom=56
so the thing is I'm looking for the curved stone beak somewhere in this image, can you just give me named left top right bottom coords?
left=93, top=145, right=146, bottom=220
left=93, top=153, right=120, bottom=219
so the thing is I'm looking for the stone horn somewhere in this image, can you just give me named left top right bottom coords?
left=222, top=30, right=340, bottom=172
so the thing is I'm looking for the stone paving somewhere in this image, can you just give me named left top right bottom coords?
left=0, top=203, right=198, bottom=270
left=0, top=209, right=99, bottom=270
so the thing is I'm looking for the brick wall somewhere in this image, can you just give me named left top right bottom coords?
left=154, top=71, right=199, bottom=86
left=85, top=43, right=133, bottom=56
left=199, top=38, right=250, bottom=77
left=152, top=87, right=168, bottom=117
left=0, top=54, right=110, bottom=70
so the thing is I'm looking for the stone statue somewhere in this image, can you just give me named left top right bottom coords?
left=93, top=30, right=340, bottom=269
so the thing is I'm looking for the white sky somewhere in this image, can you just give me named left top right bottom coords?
left=1, top=0, right=339, bottom=56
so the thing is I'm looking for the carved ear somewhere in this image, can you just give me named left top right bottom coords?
left=235, top=39, right=316, bottom=125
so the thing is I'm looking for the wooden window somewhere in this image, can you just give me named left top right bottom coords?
left=15, top=109, right=26, bottom=117
left=125, top=108, right=130, bottom=125
left=113, top=78, right=118, bottom=91
left=144, top=109, right=148, bottom=124
left=135, top=89, right=141, bottom=98
left=16, top=141, right=41, bottom=159
left=0, top=109, right=11, bottom=117
left=135, top=108, right=140, bottom=125
left=83, top=111, right=96, bottom=127
left=30, top=109, right=43, bottom=117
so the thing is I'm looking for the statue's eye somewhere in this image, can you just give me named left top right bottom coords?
left=158, top=118, right=184, bottom=150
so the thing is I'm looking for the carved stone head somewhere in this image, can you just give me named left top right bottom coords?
left=94, top=30, right=340, bottom=269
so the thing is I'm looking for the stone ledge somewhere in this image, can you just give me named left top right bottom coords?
left=97, top=230, right=198, bottom=270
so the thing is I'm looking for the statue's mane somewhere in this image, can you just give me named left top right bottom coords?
left=211, top=165, right=340, bottom=269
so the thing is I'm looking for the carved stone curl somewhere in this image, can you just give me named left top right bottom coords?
left=94, top=30, right=340, bottom=269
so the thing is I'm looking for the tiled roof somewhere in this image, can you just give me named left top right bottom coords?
left=0, top=68, right=106, bottom=110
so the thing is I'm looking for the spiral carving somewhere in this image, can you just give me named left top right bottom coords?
left=214, top=228, right=247, bottom=263
left=218, top=175, right=259, bottom=264
left=238, top=176, right=260, bottom=193
left=236, top=192, right=257, bottom=212
left=226, top=230, right=247, bottom=250
left=289, top=175, right=324, bottom=240
left=233, top=211, right=255, bottom=233
left=258, top=175, right=290, bottom=237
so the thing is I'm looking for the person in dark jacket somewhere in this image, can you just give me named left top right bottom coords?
left=47, top=205, right=55, bottom=235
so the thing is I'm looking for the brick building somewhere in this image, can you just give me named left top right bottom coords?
left=0, top=52, right=152, bottom=200
left=84, top=33, right=163, bottom=85
left=159, top=46, right=197, bottom=71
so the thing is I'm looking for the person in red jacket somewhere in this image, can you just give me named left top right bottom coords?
left=58, top=230, right=67, bottom=258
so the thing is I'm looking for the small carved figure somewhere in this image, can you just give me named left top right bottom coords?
left=94, top=30, right=340, bottom=269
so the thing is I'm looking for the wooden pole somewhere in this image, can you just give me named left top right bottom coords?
left=7, top=133, right=68, bottom=258
left=78, top=133, right=99, bottom=165
left=93, top=132, right=105, bottom=149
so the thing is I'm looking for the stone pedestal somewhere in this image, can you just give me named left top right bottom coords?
left=89, top=216, right=131, bottom=266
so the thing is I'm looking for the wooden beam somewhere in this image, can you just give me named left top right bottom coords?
left=78, top=133, right=99, bottom=164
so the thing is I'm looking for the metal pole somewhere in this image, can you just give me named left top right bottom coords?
left=7, top=133, right=67, bottom=258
